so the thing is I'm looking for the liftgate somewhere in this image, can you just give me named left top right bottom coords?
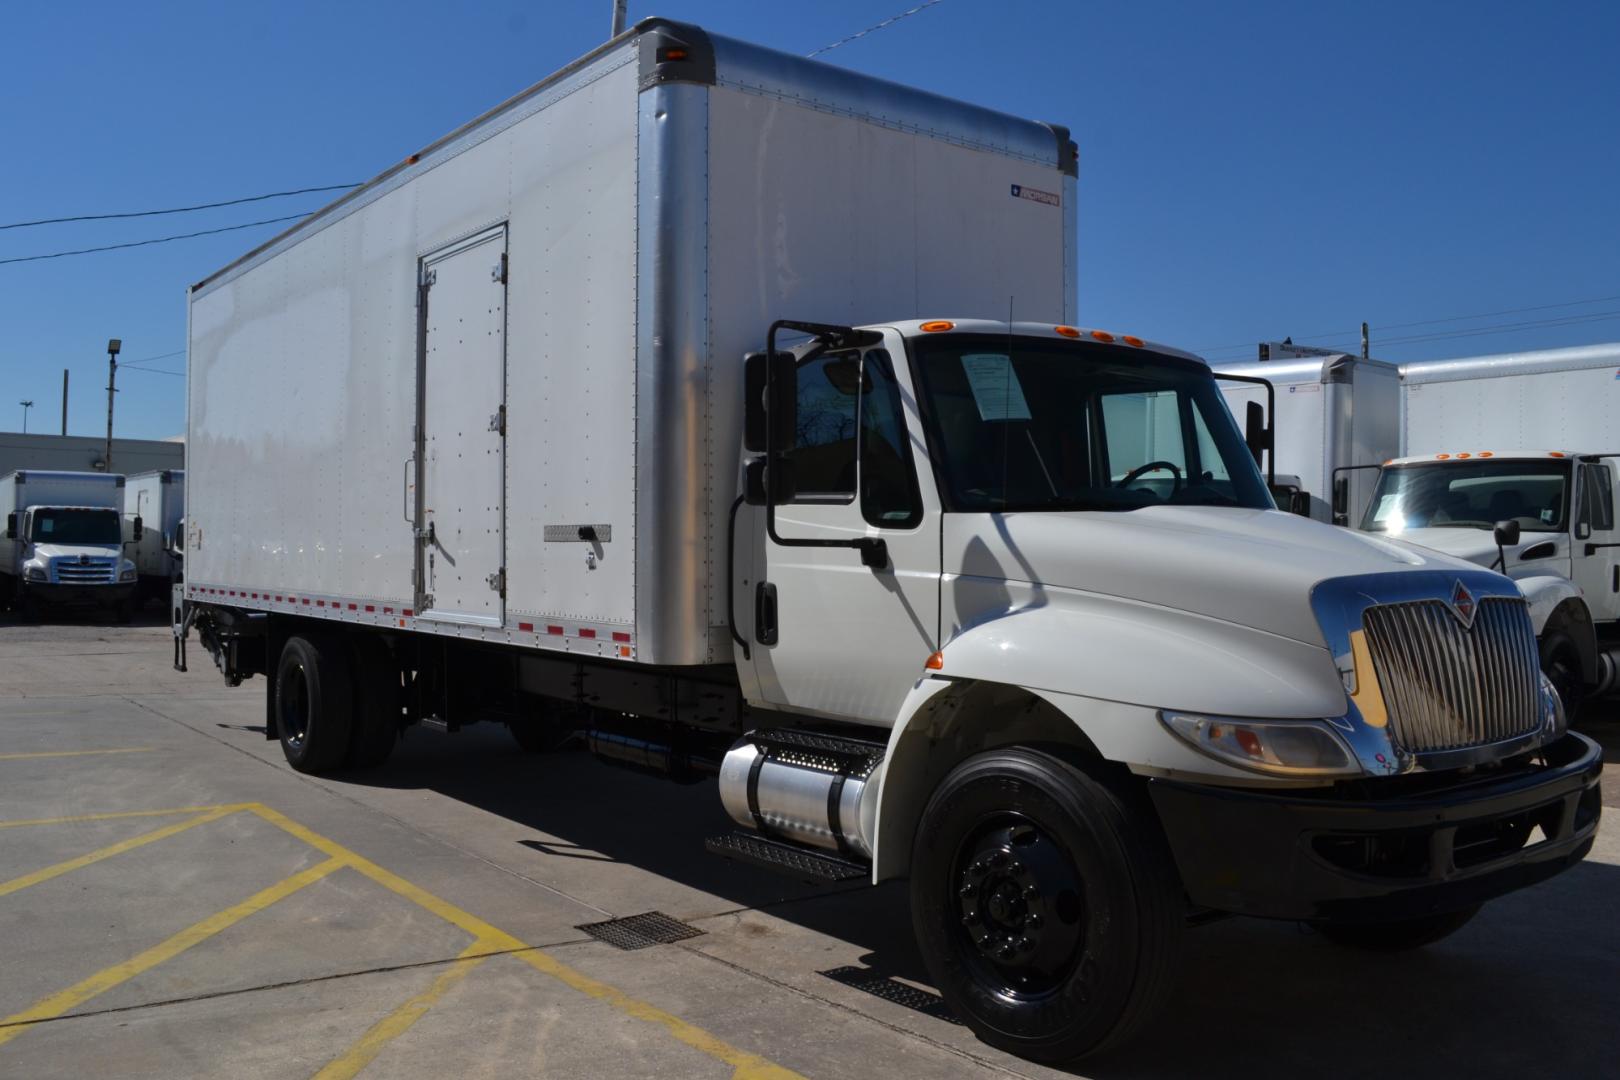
left=414, top=225, right=508, bottom=626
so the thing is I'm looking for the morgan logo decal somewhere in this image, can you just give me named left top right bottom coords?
left=1448, top=580, right=1477, bottom=629
left=1010, top=183, right=1060, bottom=207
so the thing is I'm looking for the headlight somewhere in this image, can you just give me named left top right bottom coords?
left=1160, top=711, right=1362, bottom=778
left=24, top=564, right=48, bottom=582
left=1538, top=672, right=1567, bottom=741
left=120, top=567, right=137, bottom=582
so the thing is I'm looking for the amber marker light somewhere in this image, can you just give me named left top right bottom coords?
left=1054, top=325, right=1081, bottom=338
left=920, top=320, right=954, bottom=332
left=1436, top=453, right=1451, bottom=460
left=1456, top=452, right=1471, bottom=459
left=1122, top=335, right=1145, bottom=347
left=1480, top=451, right=1494, bottom=457
left=1090, top=330, right=1115, bottom=343
left=925, top=651, right=945, bottom=670
left=1550, top=451, right=1567, bottom=458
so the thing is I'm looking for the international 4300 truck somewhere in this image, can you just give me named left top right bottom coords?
left=175, top=20, right=1601, bottom=1062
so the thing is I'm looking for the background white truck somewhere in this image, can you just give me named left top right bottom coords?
left=123, top=469, right=184, bottom=607
left=1361, top=342, right=1620, bottom=710
left=1, top=470, right=139, bottom=620
left=175, top=20, right=1601, bottom=1063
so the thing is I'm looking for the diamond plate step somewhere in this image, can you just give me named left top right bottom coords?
left=705, top=831, right=869, bottom=883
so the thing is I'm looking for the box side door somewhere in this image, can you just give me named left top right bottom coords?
left=416, top=225, right=508, bottom=626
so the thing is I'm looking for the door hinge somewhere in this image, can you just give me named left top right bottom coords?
left=488, top=404, right=506, bottom=436
left=491, top=252, right=507, bottom=285
left=486, top=568, right=506, bottom=598
left=421, top=267, right=437, bottom=288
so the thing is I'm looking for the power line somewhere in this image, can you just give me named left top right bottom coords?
left=118, top=366, right=185, bottom=377
left=808, top=0, right=946, bottom=57
left=1194, top=291, right=1620, bottom=355
left=0, top=213, right=309, bottom=267
left=120, top=349, right=187, bottom=368
left=0, top=184, right=359, bottom=232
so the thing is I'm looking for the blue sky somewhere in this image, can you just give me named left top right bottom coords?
left=2, top=0, right=1616, bottom=439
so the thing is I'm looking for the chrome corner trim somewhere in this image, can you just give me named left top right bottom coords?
left=1310, top=570, right=1540, bottom=776
left=634, top=81, right=711, bottom=665
left=1061, top=173, right=1078, bottom=325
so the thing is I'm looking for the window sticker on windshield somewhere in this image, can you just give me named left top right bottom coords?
left=960, top=353, right=1032, bottom=421
left=1541, top=507, right=1556, bottom=524
left=39, top=519, right=54, bottom=535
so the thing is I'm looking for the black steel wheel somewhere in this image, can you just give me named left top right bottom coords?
left=275, top=634, right=352, bottom=774
left=1312, top=904, right=1480, bottom=951
left=911, top=747, right=1184, bottom=1062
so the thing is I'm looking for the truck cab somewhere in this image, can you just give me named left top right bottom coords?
left=1, top=471, right=139, bottom=621
left=1358, top=450, right=1620, bottom=707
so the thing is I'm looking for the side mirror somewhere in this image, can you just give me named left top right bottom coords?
left=1289, top=491, right=1312, bottom=517
left=745, top=456, right=797, bottom=506
left=1494, top=519, right=1521, bottom=548
left=743, top=351, right=798, bottom=455
left=3, top=512, right=14, bottom=541
left=1244, top=400, right=1269, bottom=468
left=132, top=515, right=144, bottom=542
left=1331, top=475, right=1349, bottom=526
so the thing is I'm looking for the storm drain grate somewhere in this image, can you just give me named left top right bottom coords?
left=576, top=911, right=705, bottom=950
left=820, top=967, right=963, bottom=1024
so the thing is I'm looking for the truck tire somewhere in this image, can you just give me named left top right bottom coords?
left=347, top=636, right=400, bottom=769
left=1540, top=633, right=1585, bottom=719
left=910, top=747, right=1183, bottom=1062
left=1312, top=904, right=1480, bottom=951
left=274, top=634, right=353, bottom=774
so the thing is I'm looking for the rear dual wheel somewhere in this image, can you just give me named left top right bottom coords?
left=275, top=633, right=399, bottom=773
left=910, top=747, right=1184, bottom=1062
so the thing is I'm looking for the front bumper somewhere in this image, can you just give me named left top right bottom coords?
left=1148, top=732, right=1603, bottom=921
left=23, top=582, right=135, bottom=608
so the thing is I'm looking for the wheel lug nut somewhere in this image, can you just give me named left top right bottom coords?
left=962, top=912, right=979, bottom=925
left=1022, top=885, right=1039, bottom=900
left=1026, top=914, right=1043, bottom=929
left=998, top=945, right=1017, bottom=959
left=959, top=882, right=976, bottom=897
left=1009, top=860, right=1023, bottom=874
left=1019, top=937, right=1036, bottom=952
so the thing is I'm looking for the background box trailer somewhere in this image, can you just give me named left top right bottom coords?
left=184, top=20, right=1075, bottom=666
left=124, top=469, right=184, bottom=603
left=1215, top=353, right=1400, bottom=524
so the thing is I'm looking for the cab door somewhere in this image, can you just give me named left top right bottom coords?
left=1573, top=460, right=1620, bottom=623
left=744, top=335, right=941, bottom=726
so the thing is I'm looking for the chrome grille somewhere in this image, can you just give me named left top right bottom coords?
left=1360, top=596, right=1541, bottom=753
left=53, top=558, right=117, bottom=584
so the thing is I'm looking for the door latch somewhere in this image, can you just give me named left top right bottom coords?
left=421, top=267, right=437, bottom=287
left=488, top=404, right=506, bottom=436
left=491, top=253, right=508, bottom=284
left=486, top=568, right=506, bottom=598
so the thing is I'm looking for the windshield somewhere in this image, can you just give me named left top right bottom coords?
left=30, top=508, right=121, bottom=545
left=910, top=336, right=1272, bottom=512
left=1360, top=460, right=1571, bottom=533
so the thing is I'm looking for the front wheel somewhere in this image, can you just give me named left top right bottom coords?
left=910, top=748, right=1184, bottom=1062
left=1312, top=905, right=1480, bottom=951
left=1540, top=634, right=1585, bottom=719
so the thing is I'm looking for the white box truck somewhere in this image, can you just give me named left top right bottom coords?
left=176, top=20, right=1601, bottom=1062
left=1216, top=352, right=1401, bottom=524
left=123, top=469, right=185, bottom=607
left=2, top=470, right=139, bottom=620
left=1357, top=343, right=1620, bottom=710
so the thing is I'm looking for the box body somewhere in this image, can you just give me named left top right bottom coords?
left=185, top=21, right=1074, bottom=665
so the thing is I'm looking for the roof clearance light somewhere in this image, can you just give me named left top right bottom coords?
left=1480, top=451, right=1494, bottom=457
left=1550, top=451, right=1567, bottom=458
left=1436, top=453, right=1451, bottom=460
left=1456, top=452, right=1471, bottom=459
left=1054, top=325, right=1081, bottom=338
left=920, top=320, right=954, bottom=333
left=1122, top=335, right=1145, bottom=347
left=1090, top=330, right=1115, bottom=343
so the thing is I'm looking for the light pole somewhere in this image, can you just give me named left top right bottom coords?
left=105, top=338, right=121, bottom=472
left=19, top=400, right=33, bottom=434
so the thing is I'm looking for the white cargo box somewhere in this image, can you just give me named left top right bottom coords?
left=124, top=469, right=184, bottom=579
left=186, top=19, right=1075, bottom=666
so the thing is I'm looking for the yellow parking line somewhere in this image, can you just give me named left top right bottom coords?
left=0, top=807, right=238, bottom=899
left=0, top=804, right=248, bottom=830
left=0, top=856, right=345, bottom=1048
left=247, top=805, right=804, bottom=1080
left=0, top=748, right=156, bottom=761
left=312, top=939, right=498, bottom=1080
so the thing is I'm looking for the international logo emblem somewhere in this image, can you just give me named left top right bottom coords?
left=1448, top=580, right=1476, bottom=629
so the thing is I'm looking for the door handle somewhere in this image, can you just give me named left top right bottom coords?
left=403, top=457, right=415, bottom=524
left=754, top=582, right=778, bottom=646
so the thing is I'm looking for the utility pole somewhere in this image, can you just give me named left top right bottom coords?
left=105, top=338, right=121, bottom=472
left=1361, top=321, right=1370, bottom=360
left=610, top=0, right=627, bottom=38
left=19, top=400, right=33, bottom=434
left=60, top=369, right=69, bottom=435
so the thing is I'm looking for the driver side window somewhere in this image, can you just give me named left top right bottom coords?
left=1100, top=390, right=1188, bottom=494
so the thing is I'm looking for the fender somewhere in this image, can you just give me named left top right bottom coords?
left=1526, top=579, right=1599, bottom=682
left=1517, top=573, right=1587, bottom=638
left=869, top=589, right=1348, bottom=880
